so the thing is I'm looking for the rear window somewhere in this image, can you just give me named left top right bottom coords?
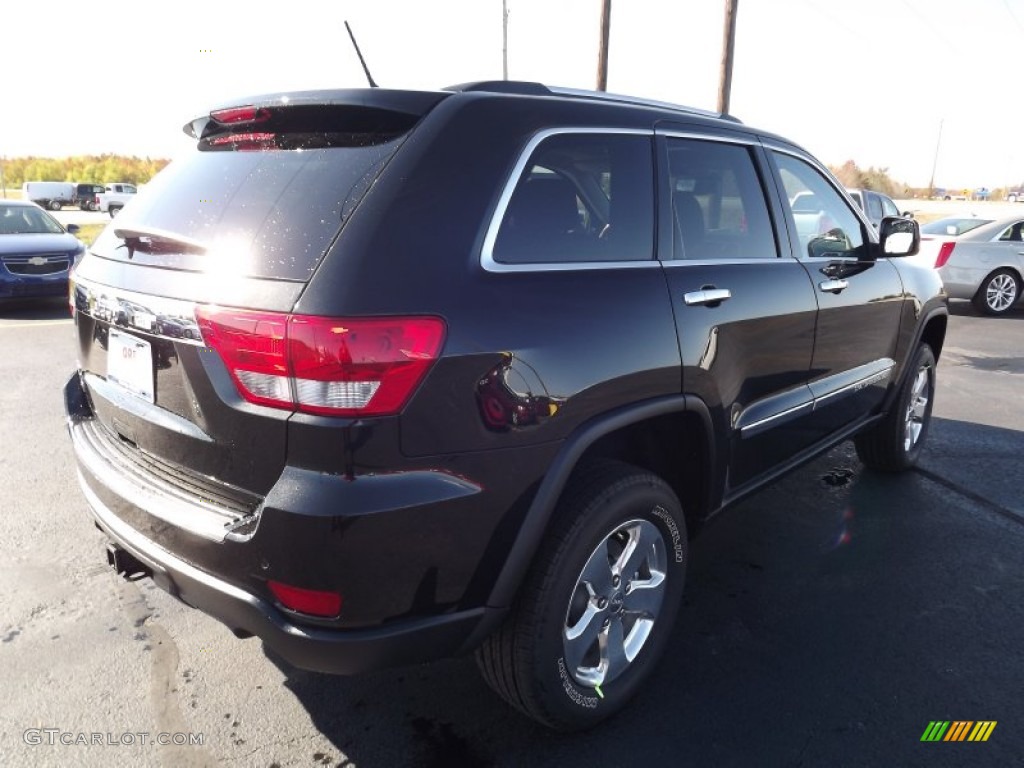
left=920, top=217, right=992, bottom=236
left=90, top=133, right=403, bottom=281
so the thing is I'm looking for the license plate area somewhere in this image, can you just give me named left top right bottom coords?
left=107, top=329, right=155, bottom=403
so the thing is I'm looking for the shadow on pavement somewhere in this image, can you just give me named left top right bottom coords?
left=919, top=417, right=1024, bottom=519
left=0, top=297, right=69, bottom=320
left=266, top=444, right=1024, bottom=767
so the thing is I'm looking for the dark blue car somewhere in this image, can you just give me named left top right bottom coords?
left=0, top=200, right=85, bottom=303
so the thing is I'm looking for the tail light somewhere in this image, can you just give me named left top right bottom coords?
left=935, top=242, right=956, bottom=268
left=195, top=307, right=446, bottom=417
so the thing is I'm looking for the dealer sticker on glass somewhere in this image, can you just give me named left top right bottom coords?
left=107, top=329, right=154, bottom=403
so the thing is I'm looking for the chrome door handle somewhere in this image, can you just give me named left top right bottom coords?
left=683, top=288, right=732, bottom=306
left=819, top=279, right=849, bottom=294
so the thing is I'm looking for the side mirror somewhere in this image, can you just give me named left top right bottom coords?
left=878, top=216, right=919, bottom=257
left=67, top=223, right=80, bottom=234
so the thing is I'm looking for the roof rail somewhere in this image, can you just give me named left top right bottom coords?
left=444, top=81, right=741, bottom=123
left=547, top=86, right=742, bottom=123
left=444, top=81, right=552, bottom=96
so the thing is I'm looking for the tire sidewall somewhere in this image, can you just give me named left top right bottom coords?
left=530, top=476, right=688, bottom=729
left=899, top=344, right=936, bottom=466
left=977, top=270, right=1020, bottom=315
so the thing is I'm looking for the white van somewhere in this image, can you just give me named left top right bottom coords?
left=22, top=181, right=76, bottom=211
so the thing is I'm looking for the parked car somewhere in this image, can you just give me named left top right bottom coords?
left=22, top=181, right=75, bottom=211
left=96, top=183, right=138, bottom=217
left=74, top=183, right=107, bottom=211
left=1005, top=188, right=1024, bottom=203
left=917, top=215, right=1024, bottom=314
left=65, top=81, right=946, bottom=730
left=0, top=200, right=84, bottom=303
left=845, top=188, right=906, bottom=230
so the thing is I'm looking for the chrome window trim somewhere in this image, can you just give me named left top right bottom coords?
left=480, top=127, right=656, bottom=274
left=661, top=258, right=793, bottom=268
left=656, top=129, right=757, bottom=146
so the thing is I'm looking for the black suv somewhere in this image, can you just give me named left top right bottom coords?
left=65, top=82, right=946, bottom=730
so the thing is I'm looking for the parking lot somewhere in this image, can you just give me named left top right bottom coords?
left=0, top=297, right=1021, bottom=767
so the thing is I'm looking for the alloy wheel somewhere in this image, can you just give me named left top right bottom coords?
left=562, top=518, right=667, bottom=689
left=903, top=362, right=931, bottom=452
left=986, top=273, right=1018, bottom=313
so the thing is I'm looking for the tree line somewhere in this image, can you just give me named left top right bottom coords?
left=1, top=155, right=170, bottom=188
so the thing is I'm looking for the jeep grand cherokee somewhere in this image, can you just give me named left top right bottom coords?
left=65, top=81, right=947, bottom=730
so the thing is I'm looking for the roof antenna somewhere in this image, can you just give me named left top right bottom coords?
left=345, top=21, right=378, bottom=88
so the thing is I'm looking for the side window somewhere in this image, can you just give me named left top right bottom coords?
left=880, top=195, right=899, bottom=218
left=866, top=193, right=883, bottom=220
left=997, top=221, right=1023, bottom=242
left=667, top=138, right=777, bottom=260
left=773, top=152, right=865, bottom=259
left=492, top=133, right=654, bottom=264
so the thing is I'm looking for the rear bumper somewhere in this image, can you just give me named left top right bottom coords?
left=65, top=372, right=508, bottom=674
left=81, top=477, right=490, bottom=674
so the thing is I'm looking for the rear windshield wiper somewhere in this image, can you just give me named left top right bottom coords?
left=112, top=226, right=208, bottom=259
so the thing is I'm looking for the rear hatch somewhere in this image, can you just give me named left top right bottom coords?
left=71, top=90, right=448, bottom=520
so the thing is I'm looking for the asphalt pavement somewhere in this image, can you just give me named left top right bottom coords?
left=0, top=298, right=1021, bottom=767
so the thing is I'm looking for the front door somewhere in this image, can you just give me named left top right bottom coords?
left=768, top=150, right=906, bottom=440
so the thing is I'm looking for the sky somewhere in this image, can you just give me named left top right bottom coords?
left=3, top=0, right=1022, bottom=189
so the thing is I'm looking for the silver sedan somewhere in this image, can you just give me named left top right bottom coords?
left=916, top=216, right=1024, bottom=315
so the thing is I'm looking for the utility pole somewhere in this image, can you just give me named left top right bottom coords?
left=502, top=0, right=509, bottom=80
left=717, top=0, right=739, bottom=114
left=927, top=119, right=943, bottom=198
left=596, top=0, right=611, bottom=91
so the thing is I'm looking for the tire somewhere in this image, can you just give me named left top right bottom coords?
left=108, top=205, right=122, bottom=218
left=49, top=200, right=62, bottom=211
left=854, top=344, right=935, bottom=471
left=475, top=460, right=688, bottom=730
left=971, top=269, right=1020, bottom=316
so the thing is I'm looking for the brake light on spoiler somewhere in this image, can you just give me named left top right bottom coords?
left=195, top=308, right=446, bottom=417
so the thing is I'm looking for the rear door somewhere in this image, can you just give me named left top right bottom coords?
left=656, top=130, right=819, bottom=493
left=766, top=148, right=905, bottom=440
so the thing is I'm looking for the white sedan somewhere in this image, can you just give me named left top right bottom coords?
left=916, top=216, right=1023, bottom=315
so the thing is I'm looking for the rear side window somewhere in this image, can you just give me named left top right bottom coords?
left=866, top=193, right=883, bottom=220
left=90, top=134, right=403, bottom=281
left=492, top=133, right=654, bottom=264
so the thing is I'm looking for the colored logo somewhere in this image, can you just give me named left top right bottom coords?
left=921, top=721, right=997, bottom=742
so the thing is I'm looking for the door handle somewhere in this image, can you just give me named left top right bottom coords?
left=683, top=288, right=732, bottom=306
left=819, top=278, right=849, bottom=294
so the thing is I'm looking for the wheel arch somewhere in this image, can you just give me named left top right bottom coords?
left=884, top=306, right=947, bottom=413
left=480, top=395, right=716, bottom=617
